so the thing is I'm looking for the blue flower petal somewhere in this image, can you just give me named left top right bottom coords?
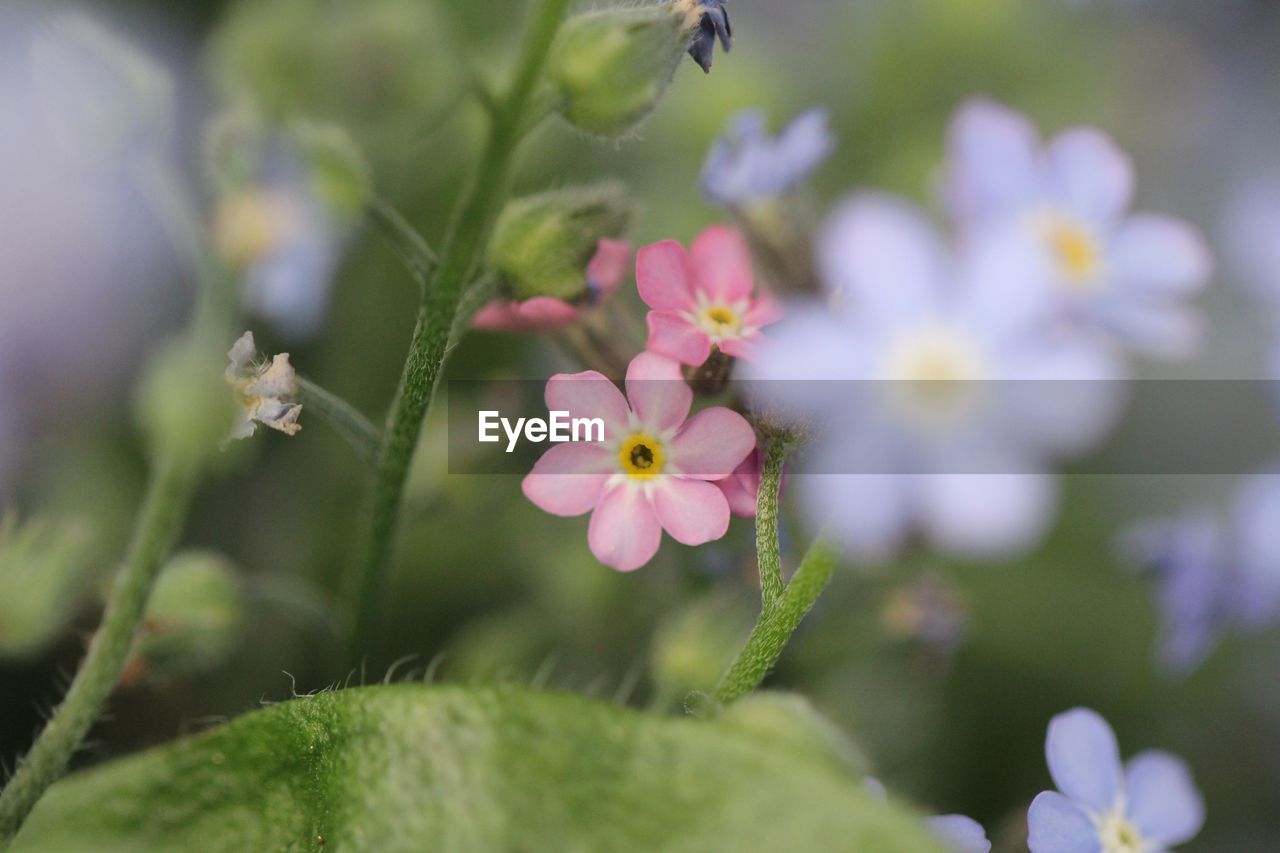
left=1124, top=750, right=1205, bottom=846
left=1045, top=707, right=1124, bottom=813
left=1027, top=791, right=1101, bottom=853
left=927, top=814, right=991, bottom=853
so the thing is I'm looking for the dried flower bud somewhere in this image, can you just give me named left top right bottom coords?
left=224, top=331, right=304, bottom=441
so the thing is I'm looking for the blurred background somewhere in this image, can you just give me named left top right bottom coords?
left=2, top=0, right=1279, bottom=849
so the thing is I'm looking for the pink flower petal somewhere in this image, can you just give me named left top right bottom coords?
left=588, top=483, right=663, bottom=572
left=646, top=311, right=713, bottom=366
left=668, top=407, right=756, bottom=480
left=637, top=240, right=695, bottom=312
left=717, top=333, right=760, bottom=361
left=545, top=370, right=631, bottom=440
left=587, top=238, right=633, bottom=298
left=652, top=477, right=731, bottom=545
left=625, top=351, right=692, bottom=433
left=522, top=443, right=614, bottom=517
left=691, top=225, right=754, bottom=302
left=745, top=292, right=785, bottom=328
left=716, top=451, right=764, bottom=518
left=471, top=298, right=581, bottom=332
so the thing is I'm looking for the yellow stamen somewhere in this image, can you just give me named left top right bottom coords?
left=618, top=433, right=664, bottom=480
left=1039, top=215, right=1104, bottom=288
left=697, top=305, right=742, bottom=339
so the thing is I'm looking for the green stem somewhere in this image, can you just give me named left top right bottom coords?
left=297, top=377, right=381, bottom=465
left=342, top=0, right=572, bottom=662
left=367, top=197, right=438, bottom=295
left=755, top=437, right=791, bottom=609
left=0, top=455, right=197, bottom=846
left=712, top=541, right=839, bottom=706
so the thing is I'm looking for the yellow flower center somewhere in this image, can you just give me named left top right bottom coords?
left=618, top=433, right=664, bottom=480
left=1097, top=812, right=1146, bottom=853
left=881, top=325, right=986, bottom=428
left=697, top=305, right=743, bottom=340
left=1038, top=213, right=1104, bottom=288
left=214, top=190, right=284, bottom=269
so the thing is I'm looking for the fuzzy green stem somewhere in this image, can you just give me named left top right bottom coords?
left=297, top=377, right=381, bottom=465
left=0, top=454, right=197, bottom=846
left=712, top=541, right=839, bottom=706
left=367, top=197, right=438, bottom=295
left=342, top=0, right=572, bottom=662
left=755, top=437, right=790, bottom=609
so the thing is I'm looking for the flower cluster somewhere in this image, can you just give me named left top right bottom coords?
left=522, top=351, right=755, bottom=571
left=747, top=99, right=1211, bottom=561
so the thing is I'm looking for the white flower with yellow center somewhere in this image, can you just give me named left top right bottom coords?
left=944, top=98, right=1212, bottom=357
left=748, top=193, right=1122, bottom=561
left=224, top=331, right=303, bottom=441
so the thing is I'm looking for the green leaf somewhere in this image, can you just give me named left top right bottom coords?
left=12, top=685, right=941, bottom=852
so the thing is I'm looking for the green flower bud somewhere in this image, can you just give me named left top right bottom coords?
left=489, top=183, right=636, bottom=302
left=291, top=122, right=371, bottom=218
left=546, top=8, right=691, bottom=138
left=134, top=335, right=235, bottom=470
left=0, top=514, right=96, bottom=660
left=125, top=551, right=245, bottom=684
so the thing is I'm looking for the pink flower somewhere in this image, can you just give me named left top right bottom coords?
left=715, top=448, right=775, bottom=518
left=472, top=239, right=632, bottom=333
left=522, top=352, right=757, bottom=571
left=637, top=225, right=782, bottom=365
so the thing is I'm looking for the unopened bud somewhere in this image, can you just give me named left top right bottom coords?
left=135, top=335, right=236, bottom=470
left=124, top=550, right=245, bottom=685
left=546, top=8, right=690, bottom=138
left=489, top=184, right=635, bottom=302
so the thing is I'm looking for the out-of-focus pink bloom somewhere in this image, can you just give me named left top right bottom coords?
left=637, top=226, right=782, bottom=365
left=522, top=352, right=756, bottom=571
left=472, top=239, right=632, bottom=333
left=714, top=448, right=787, bottom=519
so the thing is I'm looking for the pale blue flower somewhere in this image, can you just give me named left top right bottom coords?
left=1125, top=472, right=1280, bottom=675
left=943, top=98, right=1212, bottom=357
left=700, top=108, right=834, bottom=206
left=1027, top=708, right=1204, bottom=852
left=747, top=193, right=1122, bottom=560
left=219, top=141, right=348, bottom=342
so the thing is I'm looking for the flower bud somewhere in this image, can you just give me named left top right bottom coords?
left=135, top=335, right=237, bottom=471
left=122, top=550, right=245, bottom=685
left=546, top=8, right=690, bottom=138
left=488, top=184, right=636, bottom=302
left=0, top=514, right=96, bottom=660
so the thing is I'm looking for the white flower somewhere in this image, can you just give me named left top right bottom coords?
left=224, top=331, right=302, bottom=441
left=748, top=194, right=1122, bottom=560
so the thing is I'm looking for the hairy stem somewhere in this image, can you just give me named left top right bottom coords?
left=755, top=437, right=791, bottom=609
left=342, top=0, right=572, bottom=662
left=0, top=455, right=197, bottom=845
left=367, top=197, right=438, bottom=295
left=712, top=541, right=839, bottom=706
